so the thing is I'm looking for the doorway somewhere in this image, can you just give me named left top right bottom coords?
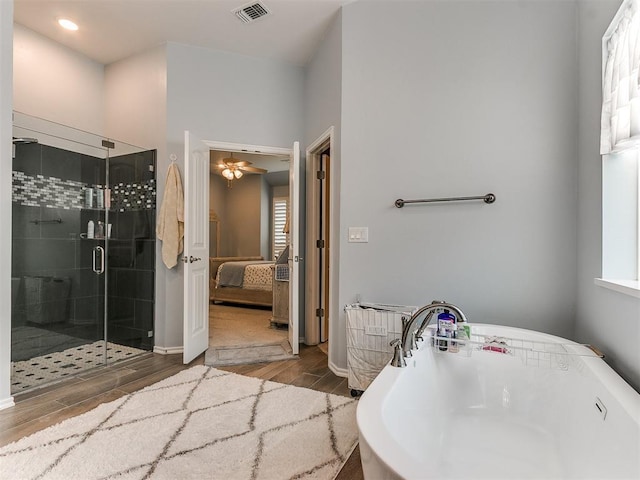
left=306, top=127, right=333, bottom=354
left=202, top=142, right=299, bottom=366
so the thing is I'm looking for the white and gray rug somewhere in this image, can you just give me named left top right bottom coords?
left=11, top=341, right=146, bottom=392
left=0, top=366, right=358, bottom=480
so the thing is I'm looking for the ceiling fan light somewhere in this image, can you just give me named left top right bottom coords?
left=222, top=168, right=233, bottom=179
left=234, top=169, right=243, bottom=179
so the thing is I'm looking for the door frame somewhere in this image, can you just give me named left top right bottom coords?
left=305, top=127, right=334, bottom=349
left=203, top=139, right=298, bottom=349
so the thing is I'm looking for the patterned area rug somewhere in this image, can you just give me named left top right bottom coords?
left=0, top=366, right=359, bottom=480
left=11, top=342, right=146, bottom=393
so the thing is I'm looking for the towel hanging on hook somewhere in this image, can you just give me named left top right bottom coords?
left=157, top=162, right=184, bottom=269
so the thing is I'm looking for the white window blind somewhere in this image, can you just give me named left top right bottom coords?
left=599, top=0, right=640, bottom=295
left=601, top=0, right=640, bottom=154
left=273, top=197, right=288, bottom=259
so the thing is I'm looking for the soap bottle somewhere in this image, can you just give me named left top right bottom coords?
left=96, top=187, right=104, bottom=209
left=437, top=309, right=455, bottom=351
left=85, top=187, right=94, bottom=208
left=87, top=220, right=95, bottom=239
left=96, top=221, right=105, bottom=239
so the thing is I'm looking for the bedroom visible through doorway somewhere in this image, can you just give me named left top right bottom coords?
left=206, top=147, right=294, bottom=366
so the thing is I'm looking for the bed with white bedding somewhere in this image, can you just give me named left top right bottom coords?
left=209, top=256, right=273, bottom=306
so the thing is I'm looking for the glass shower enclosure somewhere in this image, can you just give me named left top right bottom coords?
left=10, top=112, right=156, bottom=393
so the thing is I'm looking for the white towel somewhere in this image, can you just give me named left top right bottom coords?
left=157, top=163, right=184, bottom=269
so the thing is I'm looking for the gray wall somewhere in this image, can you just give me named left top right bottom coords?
left=304, top=11, right=342, bottom=355
left=209, top=174, right=227, bottom=256
left=14, top=24, right=104, bottom=135
left=163, top=42, right=305, bottom=348
left=104, top=46, right=170, bottom=350
left=334, top=1, right=580, bottom=369
left=226, top=175, right=263, bottom=257
left=210, top=173, right=286, bottom=260
left=575, top=0, right=640, bottom=390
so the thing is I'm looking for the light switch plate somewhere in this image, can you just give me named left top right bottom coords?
left=348, top=227, right=369, bottom=243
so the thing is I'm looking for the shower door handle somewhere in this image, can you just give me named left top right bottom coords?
left=92, top=246, right=105, bottom=275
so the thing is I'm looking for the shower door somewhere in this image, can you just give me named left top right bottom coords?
left=10, top=112, right=153, bottom=394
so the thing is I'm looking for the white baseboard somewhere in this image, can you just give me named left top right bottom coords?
left=0, top=396, right=15, bottom=411
left=328, top=360, right=348, bottom=378
left=153, top=346, right=184, bottom=355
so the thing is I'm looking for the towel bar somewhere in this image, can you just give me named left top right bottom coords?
left=395, top=193, right=495, bottom=208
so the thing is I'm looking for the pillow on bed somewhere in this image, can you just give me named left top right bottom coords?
left=275, top=245, right=289, bottom=264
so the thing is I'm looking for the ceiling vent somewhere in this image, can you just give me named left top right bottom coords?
left=233, top=1, right=271, bottom=24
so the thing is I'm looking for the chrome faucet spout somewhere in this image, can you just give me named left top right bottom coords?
left=390, top=300, right=468, bottom=367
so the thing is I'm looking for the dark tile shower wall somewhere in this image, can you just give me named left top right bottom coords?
left=106, top=151, right=156, bottom=350
left=11, top=143, right=157, bottom=360
left=12, top=143, right=106, bottom=360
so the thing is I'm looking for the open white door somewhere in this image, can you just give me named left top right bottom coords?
left=288, top=142, right=300, bottom=354
left=183, top=131, right=210, bottom=364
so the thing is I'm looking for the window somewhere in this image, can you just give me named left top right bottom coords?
left=272, top=196, right=289, bottom=259
left=598, top=0, right=640, bottom=297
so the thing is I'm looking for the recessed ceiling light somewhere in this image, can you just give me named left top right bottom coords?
left=58, top=18, right=79, bottom=31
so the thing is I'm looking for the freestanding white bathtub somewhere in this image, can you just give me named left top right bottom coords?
left=357, top=323, right=640, bottom=479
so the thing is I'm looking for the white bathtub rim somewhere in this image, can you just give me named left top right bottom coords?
left=357, top=356, right=415, bottom=479
left=356, top=322, right=640, bottom=480
left=464, top=323, right=640, bottom=422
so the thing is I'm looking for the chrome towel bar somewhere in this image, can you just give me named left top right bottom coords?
left=395, top=193, right=496, bottom=208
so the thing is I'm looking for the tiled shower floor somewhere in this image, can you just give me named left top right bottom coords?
left=11, top=340, right=145, bottom=393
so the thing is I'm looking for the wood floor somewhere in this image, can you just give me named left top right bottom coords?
left=0, top=344, right=364, bottom=480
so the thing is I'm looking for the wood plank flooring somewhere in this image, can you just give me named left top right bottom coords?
left=0, top=344, right=364, bottom=480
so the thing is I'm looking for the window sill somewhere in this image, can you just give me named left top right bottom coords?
left=594, top=278, right=640, bottom=299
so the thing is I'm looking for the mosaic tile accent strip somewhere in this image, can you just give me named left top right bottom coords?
left=110, top=179, right=156, bottom=212
left=12, top=171, right=157, bottom=212
left=11, top=341, right=146, bottom=392
left=12, top=171, right=85, bottom=210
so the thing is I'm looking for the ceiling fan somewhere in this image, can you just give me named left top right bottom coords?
left=215, top=153, right=267, bottom=185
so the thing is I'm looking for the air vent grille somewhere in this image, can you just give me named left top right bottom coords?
left=233, top=1, right=271, bottom=23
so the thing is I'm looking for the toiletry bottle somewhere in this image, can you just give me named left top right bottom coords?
left=85, top=187, right=94, bottom=208
left=96, top=221, right=105, bottom=239
left=449, top=325, right=459, bottom=353
left=438, top=328, right=449, bottom=351
left=87, top=220, right=95, bottom=239
left=437, top=309, right=456, bottom=351
left=458, top=324, right=471, bottom=355
left=96, top=187, right=104, bottom=209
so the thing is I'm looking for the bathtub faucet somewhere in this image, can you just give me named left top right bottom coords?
left=390, top=300, right=468, bottom=367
